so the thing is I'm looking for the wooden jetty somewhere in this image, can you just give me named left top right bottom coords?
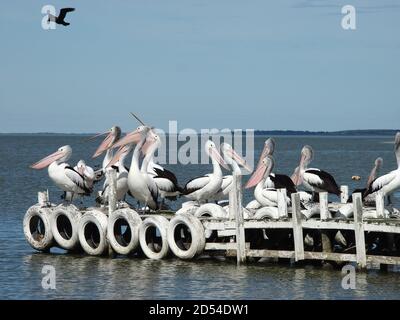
left=23, top=169, right=400, bottom=271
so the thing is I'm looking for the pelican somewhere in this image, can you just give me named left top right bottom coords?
left=30, top=145, right=92, bottom=200
left=209, top=142, right=252, bottom=201
left=245, top=155, right=290, bottom=207
left=74, top=160, right=96, bottom=190
left=96, top=144, right=133, bottom=205
left=257, top=138, right=297, bottom=195
left=291, top=145, right=340, bottom=199
left=91, top=126, right=122, bottom=173
left=364, top=132, right=400, bottom=205
left=110, top=125, right=159, bottom=210
left=142, top=132, right=183, bottom=204
left=349, top=157, right=383, bottom=204
left=183, top=140, right=229, bottom=203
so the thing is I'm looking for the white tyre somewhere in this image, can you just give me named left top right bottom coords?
left=51, top=204, right=82, bottom=250
left=194, top=203, right=227, bottom=219
left=78, top=210, right=108, bottom=256
left=23, top=205, right=54, bottom=251
left=253, top=207, right=280, bottom=220
left=107, top=208, right=142, bottom=255
left=167, top=214, right=205, bottom=259
left=139, top=216, right=170, bottom=260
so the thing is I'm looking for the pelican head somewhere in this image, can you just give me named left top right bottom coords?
left=300, top=145, right=314, bottom=168
left=112, top=125, right=151, bottom=149
left=92, top=125, right=122, bottom=158
left=245, top=155, right=274, bottom=189
left=106, top=143, right=134, bottom=168
left=205, top=140, right=229, bottom=170
left=256, top=138, right=275, bottom=169
left=366, top=157, right=383, bottom=188
left=221, top=142, right=252, bottom=173
left=30, top=145, right=72, bottom=170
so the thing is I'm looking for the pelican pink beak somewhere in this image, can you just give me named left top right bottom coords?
left=92, top=131, right=115, bottom=158
left=30, top=150, right=65, bottom=170
left=210, top=147, right=230, bottom=170
left=291, top=167, right=302, bottom=186
left=106, top=144, right=131, bottom=168
left=112, top=130, right=142, bottom=149
left=229, top=148, right=253, bottom=173
left=141, top=131, right=157, bottom=156
left=256, top=144, right=271, bottom=169
left=245, top=160, right=268, bottom=189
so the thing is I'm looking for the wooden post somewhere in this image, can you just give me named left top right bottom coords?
left=277, top=188, right=288, bottom=218
left=291, top=193, right=304, bottom=262
left=232, top=174, right=246, bottom=265
left=376, top=190, right=385, bottom=219
left=353, top=193, right=367, bottom=269
left=105, top=168, right=117, bottom=257
left=340, top=185, right=349, bottom=204
left=38, top=191, right=49, bottom=207
left=319, top=192, right=330, bottom=220
left=228, top=185, right=236, bottom=220
left=106, top=168, right=117, bottom=216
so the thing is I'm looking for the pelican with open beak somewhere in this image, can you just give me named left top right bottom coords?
left=91, top=126, right=121, bottom=172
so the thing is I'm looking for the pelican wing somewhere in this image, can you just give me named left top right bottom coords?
left=65, top=167, right=91, bottom=194
left=269, top=173, right=297, bottom=194
left=368, top=171, right=397, bottom=194
left=183, top=175, right=210, bottom=195
left=304, top=169, right=340, bottom=195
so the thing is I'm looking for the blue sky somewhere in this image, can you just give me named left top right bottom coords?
left=0, top=0, right=399, bottom=133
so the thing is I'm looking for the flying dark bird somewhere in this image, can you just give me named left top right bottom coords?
left=48, top=8, right=75, bottom=26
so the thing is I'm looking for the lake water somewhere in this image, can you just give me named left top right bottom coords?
left=0, top=134, right=399, bottom=299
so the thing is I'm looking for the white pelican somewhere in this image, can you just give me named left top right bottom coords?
left=245, top=155, right=290, bottom=207
left=30, top=145, right=92, bottom=200
left=291, top=145, right=340, bottom=199
left=96, top=144, right=133, bottom=204
left=91, top=126, right=122, bottom=173
left=183, top=140, right=229, bottom=203
left=74, top=160, right=96, bottom=190
left=209, top=142, right=252, bottom=201
left=364, top=132, right=400, bottom=205
left=110, top=126, right=159, bottom=210
left=257, top=138, right=297, bottom=195
left=142, top=132, right=183, bottom=203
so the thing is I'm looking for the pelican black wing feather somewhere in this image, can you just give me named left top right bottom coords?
left=65, top=166, right=92, bottom=194
left=269, top=173, right=297, bottom=195
left=307, top=169, right=340, bottom=195
left=153, top=167, right=183, bottom=192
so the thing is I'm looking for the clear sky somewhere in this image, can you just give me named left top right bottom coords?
left=0, top=0, right=399, bottom=133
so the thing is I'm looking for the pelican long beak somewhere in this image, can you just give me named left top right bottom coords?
left=112, top=131, right=141, bottom=149
left=291, top=167, right=302, bottom=186
left=210, top=148, right=230, bottom=170
left=106, top=145, right=130, bottom=168
left=245, top=162, right=266, bottom=189
left=30, top=150, right=65, bottom=170
left=92, top=131, right=114, bottom=158
left=141, top=134, right=157, bottom=156
left=230, top=149, right=253, bottom=173
left=256, top=144, right=271, bottom=169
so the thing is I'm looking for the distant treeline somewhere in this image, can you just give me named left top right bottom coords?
left=254, top=129, right=400, bottom=136
left=1, top=129, right=399, bottom=136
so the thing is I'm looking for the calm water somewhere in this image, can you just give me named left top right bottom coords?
left=0, top=134, right=399, bottom=300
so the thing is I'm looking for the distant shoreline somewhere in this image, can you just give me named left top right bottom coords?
left=0, top=129, right=398, bottom=136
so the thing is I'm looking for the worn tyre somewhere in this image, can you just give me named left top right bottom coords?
left=139, top=215, right=170, bottom=259
left=253, top=207, right=280, bottom=220
left=194, top=203, right=227, bottom=219
left=23, top=205, right=54, bottom=251
left=78, top=210, right=108, bottom=256
left=51, top=204, right=82, bottom=250
left=107, top=208, right=142, bottom=255
left=167, top=214, right=205, bottom=259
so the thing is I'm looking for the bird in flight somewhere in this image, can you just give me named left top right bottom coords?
left=48, top=8, right=75, bottom=26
